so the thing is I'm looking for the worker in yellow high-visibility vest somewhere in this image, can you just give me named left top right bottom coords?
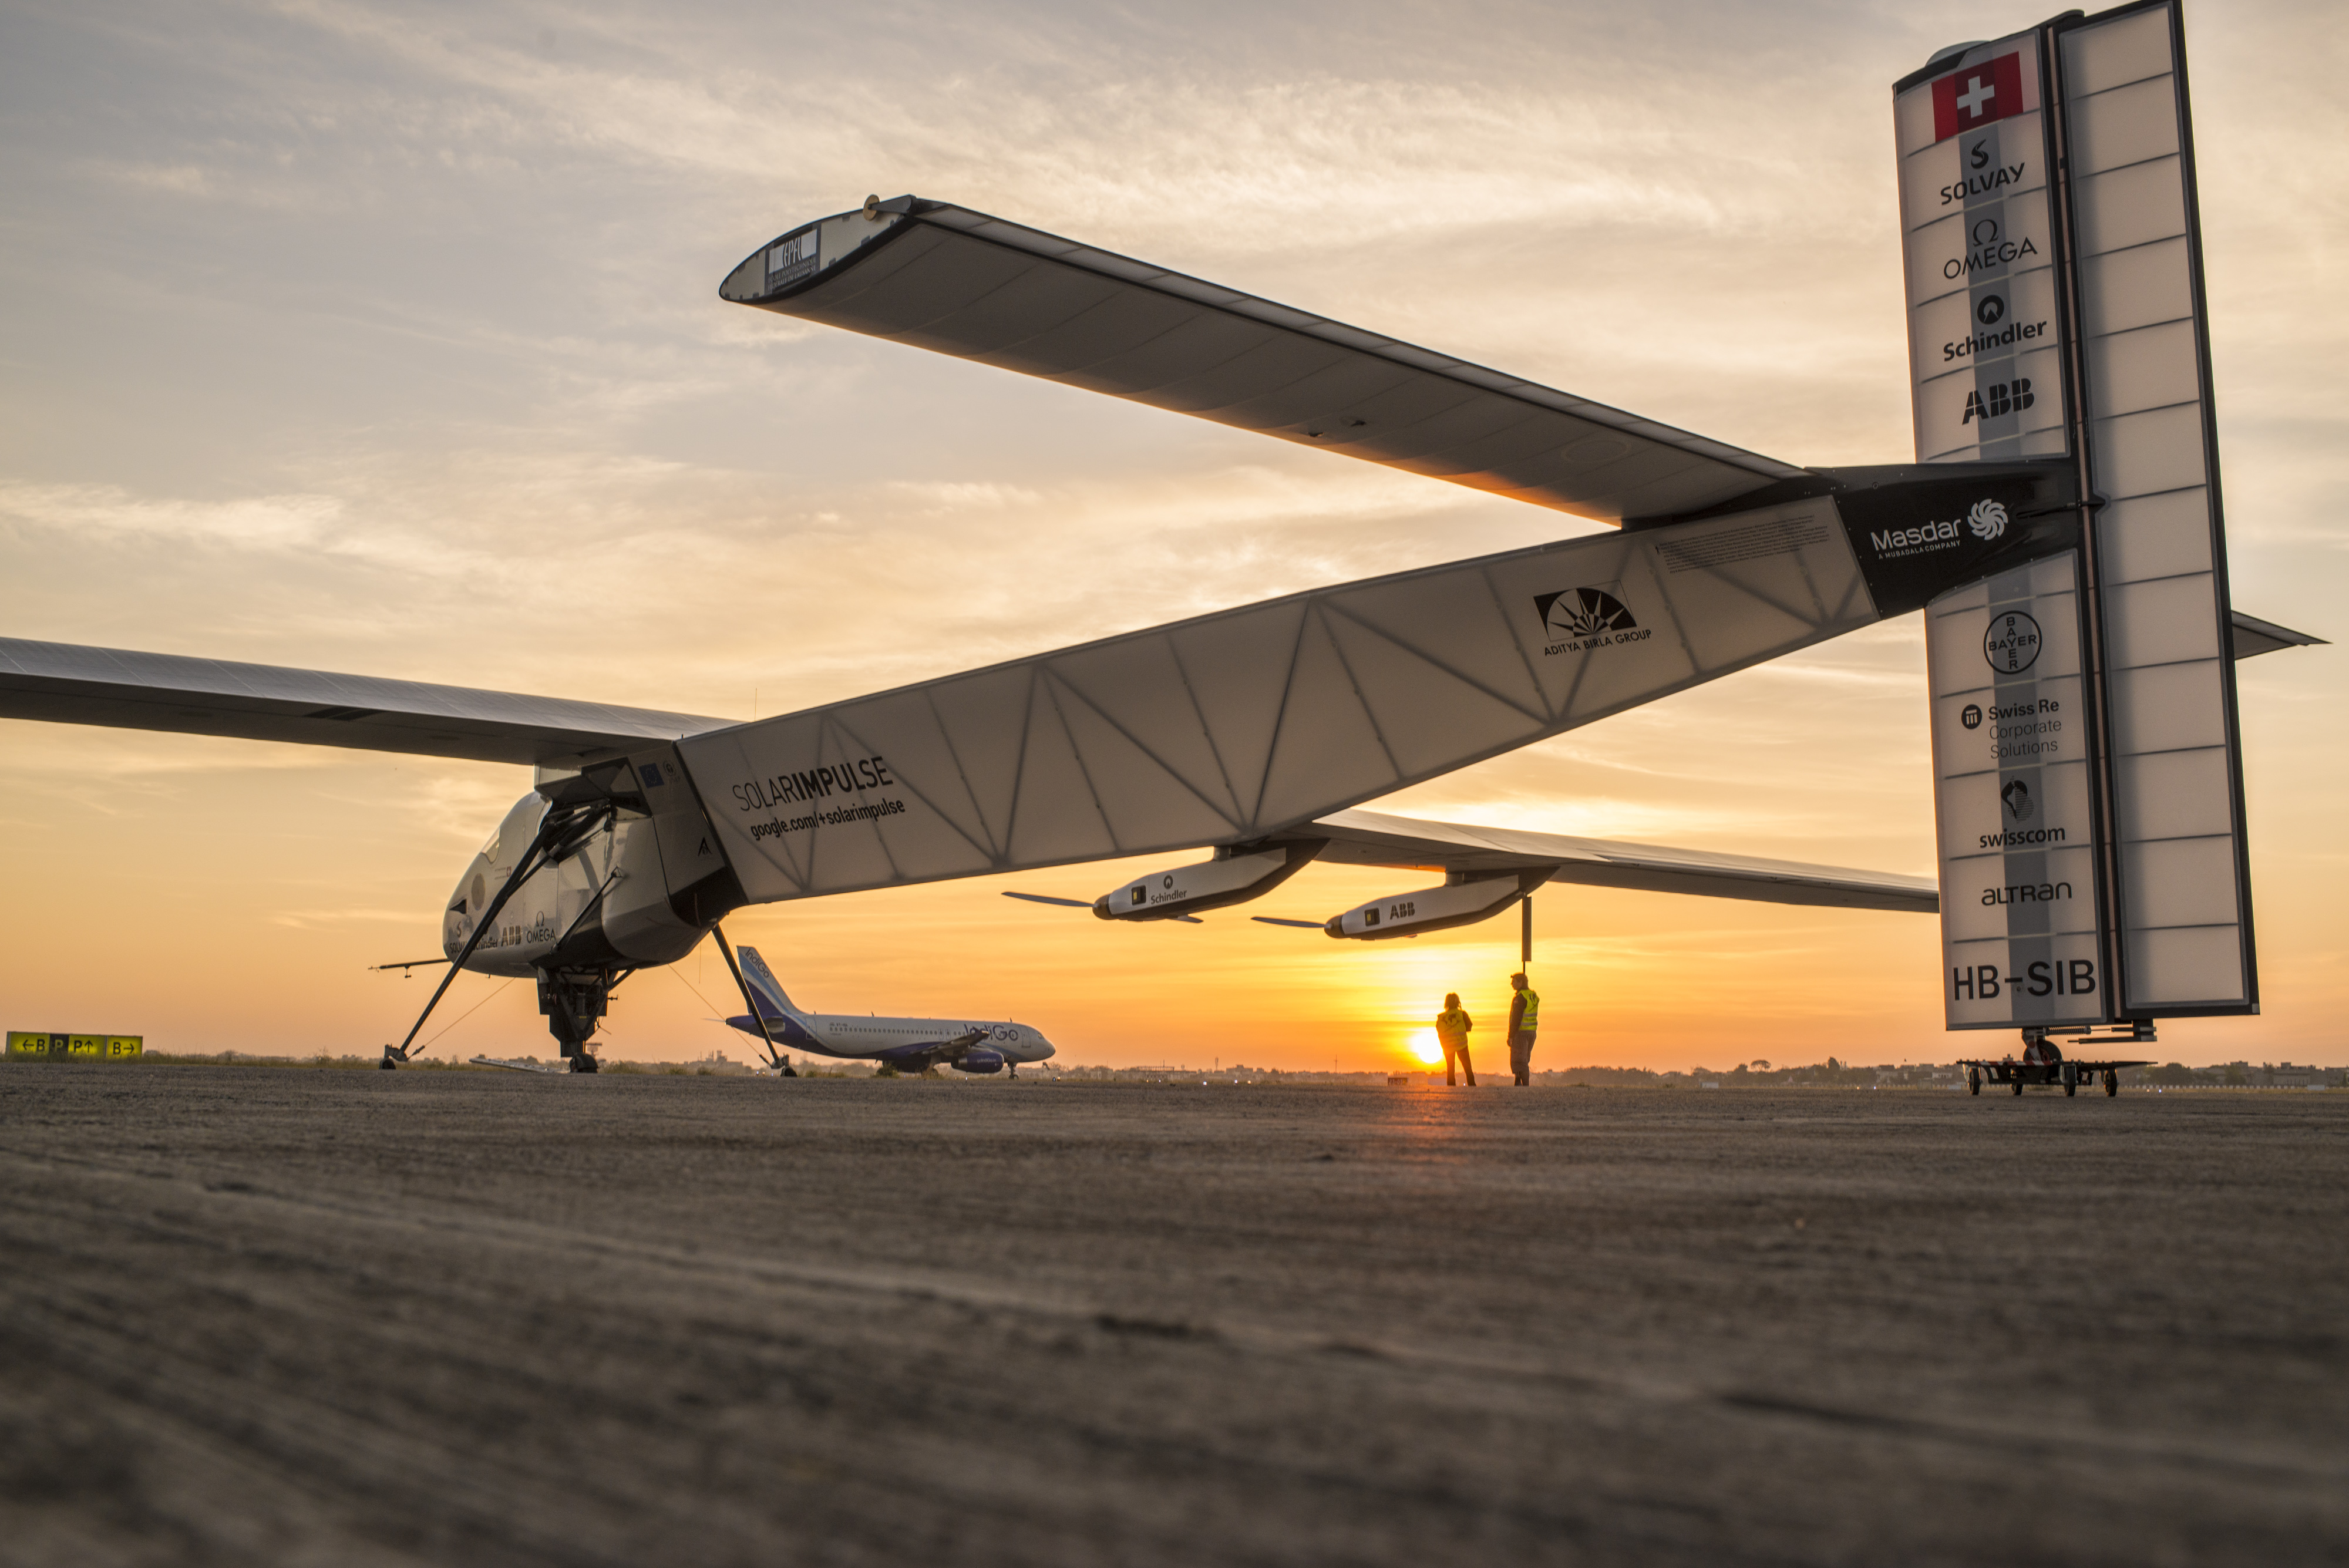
left=1434, top=992, right=1475, bottom=1086
left=1507, top=973, right=1540, bottom=1086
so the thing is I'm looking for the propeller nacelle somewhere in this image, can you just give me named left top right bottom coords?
left=1086, top=839, right=1325, bottom=922
left=1320, top=867, right=1554, bottom=941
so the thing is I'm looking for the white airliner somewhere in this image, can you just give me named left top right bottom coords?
left=0, top=71, right=2318, bottom=1072
left=721, top=946, right=1052, bottom=1075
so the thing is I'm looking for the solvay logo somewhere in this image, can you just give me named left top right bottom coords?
left=1968, top=499, right=2010, bottom=540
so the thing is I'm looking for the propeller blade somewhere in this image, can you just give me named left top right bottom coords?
left=370, top=957, right=452, bottom=973
left=1001, top=891, right=1095, bottom=909
left=1172, top=914, right=1204, bottom=924
left=1251, top=916, right=1326, bottom=929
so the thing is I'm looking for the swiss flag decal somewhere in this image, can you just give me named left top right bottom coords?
left=1932, top=54, right=2025, bottom=142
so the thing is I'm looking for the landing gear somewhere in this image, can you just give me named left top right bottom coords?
left=2062, top=1062, right=2078, bottom=1098
left=1968, top=1067, right=1981, bottom=1096
left=540, top=967, right=617, bottom=1073
left=2104, top=1069, right=2119, bottom=1097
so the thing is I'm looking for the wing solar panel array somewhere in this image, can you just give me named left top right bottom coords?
left=722, top=201, right=1808, bottom=524
left=677, top=497, right=1874, bottom=901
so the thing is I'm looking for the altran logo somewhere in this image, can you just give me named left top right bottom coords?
left=1968, top=499, right=2010, bottom=540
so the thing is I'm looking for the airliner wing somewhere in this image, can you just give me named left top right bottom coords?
left=721, top=199, right=1812, bottom=524
left=0, top=637, right=731, bottom=768
left=1308, top=808, right=1938, bottom=913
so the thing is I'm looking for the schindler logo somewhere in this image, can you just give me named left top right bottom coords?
left=1984, top=611, right=2043, bottom=673
left=1534, top=587, right=1650, bottom=656
left=1961, top=379, right=2035, bottom=424
left=1941, top=293, right=2049, bottom=362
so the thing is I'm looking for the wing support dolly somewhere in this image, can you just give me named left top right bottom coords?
left=380, top=801, right=610, bottom=1070
left=711, top=923, right=795, bottom=1076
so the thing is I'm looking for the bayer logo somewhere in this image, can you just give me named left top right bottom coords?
left=1983, top=610, right=2043, bottom=674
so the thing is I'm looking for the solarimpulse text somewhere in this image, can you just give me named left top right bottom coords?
left=732, top=754, right=906, bottom=840
left=732, top=755, right=896, bottom=811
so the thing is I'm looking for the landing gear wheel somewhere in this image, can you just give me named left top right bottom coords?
left=1968, top=1068, right=1981, bottom=1096
left=2104, top=1069, right=2119, bottom=1097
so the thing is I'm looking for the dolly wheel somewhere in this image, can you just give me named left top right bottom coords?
left=1968, top=1068, right=1981, bottom=1096
left=2012, top=1078, right=2024, bottom=1096
left=2105, top=1070, right=2119, bottom=1098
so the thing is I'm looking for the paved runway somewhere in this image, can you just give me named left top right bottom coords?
left=4, top=1066, right=2343, bottom=1565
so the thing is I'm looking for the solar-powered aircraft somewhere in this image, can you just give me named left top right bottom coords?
left=0, top=1, right=2316, bottom=1075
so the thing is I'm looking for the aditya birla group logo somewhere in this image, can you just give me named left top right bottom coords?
left=1533, top=586, right=1650, bottom=657
left=1932, top=53, right=2024, bottom=142
left=1537, top=587, right=1635, bottom=640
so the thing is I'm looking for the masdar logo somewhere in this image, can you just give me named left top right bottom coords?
left=1968, top=499, right=2010, bottom=540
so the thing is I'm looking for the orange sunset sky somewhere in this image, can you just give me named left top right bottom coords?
left=1, top=0, right=2340, bottom=1071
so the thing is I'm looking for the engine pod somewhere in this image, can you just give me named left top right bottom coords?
left=1327, top=867, right=1554, bottom=940
left=1096, top=840, right=1324, bottom=921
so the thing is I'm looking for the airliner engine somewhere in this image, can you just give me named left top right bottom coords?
left=949, top=1049, right=1007, bottom=1075
left=1325, top=867, right=1554, bottom=941
left=1094, top=840, right=1324, bottom=921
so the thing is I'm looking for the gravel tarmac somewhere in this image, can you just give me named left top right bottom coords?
left=2, top=1065, right=2343, bottom=1566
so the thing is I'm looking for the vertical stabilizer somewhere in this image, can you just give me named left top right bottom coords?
left=1895, top=1, right=2256, bottom=1029
left=733, top=946, right=801, bottom=1018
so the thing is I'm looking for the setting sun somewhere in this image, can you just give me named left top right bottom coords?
left=1409, top=1031, right=1445, bottom=1065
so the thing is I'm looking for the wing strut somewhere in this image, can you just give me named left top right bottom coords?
left=381, top=802, right=605, bottom=1069
left=711, top=923, right=794, bottom=1076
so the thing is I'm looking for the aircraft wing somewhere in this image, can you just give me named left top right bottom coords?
left=721, top=198, right=1813, bottom=524
left=0, top=637, right=732, bottom=769
left=1310, top=808, right=1939, bottom=913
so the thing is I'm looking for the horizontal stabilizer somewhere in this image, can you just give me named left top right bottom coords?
left=723, top=199, right=1809, bottom=524
left=2230, top=611, right=2326, bottom=660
